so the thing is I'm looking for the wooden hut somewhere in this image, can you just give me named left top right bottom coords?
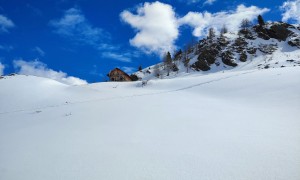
left=107, top=68, right=132, bottom=82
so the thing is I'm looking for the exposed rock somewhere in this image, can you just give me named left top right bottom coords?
left=233, top=37, right=248, bottom=53
left=288, top=36, right=300, bottom=48
left=254, top=22, right=294, bottom=41
left=199, top=48, right=218, bottom=65
left=182, top=21, right=298, bottom=73
left=191, top=56, right=211, bottom=71
left=247, top=47, right=257, bottom=54
left=239, top=29, right=256, bottom=40
left=239, top=51, right=247, bottom=62
left=221, top=51, right=238, bottom=67
left=254, top=25, right=271, bottom=40
left=268, top=23, right=293, bottom=41
left=258, top=44, right=277, bottom=54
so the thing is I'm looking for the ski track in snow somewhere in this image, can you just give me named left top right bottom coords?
left=0, top=70, right=256, bottom=115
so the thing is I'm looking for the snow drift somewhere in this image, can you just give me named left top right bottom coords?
left=0, top=66, right=300, bottom=180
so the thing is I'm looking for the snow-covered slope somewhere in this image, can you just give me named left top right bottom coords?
left=1, top=67, right=300, bottom=180
left=135, top=22, right=300, bottom=81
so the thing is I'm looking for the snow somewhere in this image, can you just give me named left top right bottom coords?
left=135, top=24, right=300, bottom=81
left=1, top=66, right=300, bottom=180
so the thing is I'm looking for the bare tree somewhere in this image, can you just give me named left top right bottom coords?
left=241, top=19, right=252, bottom=30
left=183, top=53, right=190, bottom=73
left=220, top=24, right=228, bottom=35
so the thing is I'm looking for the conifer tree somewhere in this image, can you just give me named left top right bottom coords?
left=208, top=27, right=216, bottom=39
left=163, top=52, right=172, bottom=76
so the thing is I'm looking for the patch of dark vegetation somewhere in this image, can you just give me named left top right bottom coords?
left=221, top=51, right=238, bottom=67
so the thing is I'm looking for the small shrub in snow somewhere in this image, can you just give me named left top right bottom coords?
left=258, top=44, right=277, bottom=54
left=141, top=80, right=148, bottom=87
left=247, top=47, right=257, bottom=54
left=239, top=51, right=248, bottom=62
left=130, top=74, right=139, bottom=81
left=171, top=64, right=179, bottom=72
left=153, top=64, right=161, bottom=78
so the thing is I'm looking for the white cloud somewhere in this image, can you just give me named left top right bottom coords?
left=13, top=60, right=87, bottom=85
left=204, top=0, right=217, bottom=5
left=0, top=14, right=15, bottom=33
left=281, top=0, right=300, bottom=23
left=178, top=0, right=217, bottom=5
left=101, top=52, right=132, bottom=63
left=121, top=2, right=269, bottom=56
left=178, top=4, right=269, bottom=37
left=120, top=1, right=179, bottom=55
left=50, top=8, right=109, bottom=48
left=33, top=46, right=45, bottom=56
left=0, top=62, right=5, bottom=76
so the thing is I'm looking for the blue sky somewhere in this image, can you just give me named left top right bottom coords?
left=0, top=0, right=299, bottom=84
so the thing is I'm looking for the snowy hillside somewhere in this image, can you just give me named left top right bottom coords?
left=1, top=66, right=300, bottom=180
left=135, top=22, right=300, bottom=80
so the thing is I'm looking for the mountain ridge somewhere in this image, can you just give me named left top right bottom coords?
left=134, top=21, right=300, bottom=81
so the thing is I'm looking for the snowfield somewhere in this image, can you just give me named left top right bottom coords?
left=0, top=67, right=300, bottom=180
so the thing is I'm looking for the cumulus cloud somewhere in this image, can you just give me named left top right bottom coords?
left=0, top=62, right=5, bottom=76
left=281, top=0, right=300, bottom=23
left=178, top=4, right=269, bottom=37
left=49, top=8, right=109, bottom=48
left=13, top=60, right=87, bottom=85
left=121, top=2, right=269, bottom=56
left=120, top=1, right=179, bottom=55
left=0, top=14, right=15, bottom=33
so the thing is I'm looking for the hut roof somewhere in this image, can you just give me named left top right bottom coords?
left=108, top=68, right=132, bottom=79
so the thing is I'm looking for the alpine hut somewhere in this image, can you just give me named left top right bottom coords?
left=107, top=68, right=132, bottom=82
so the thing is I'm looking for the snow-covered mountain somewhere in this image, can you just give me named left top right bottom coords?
left=135, top=22, right=300, bottom=80
left=1, top=65, right=300, bottom=179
